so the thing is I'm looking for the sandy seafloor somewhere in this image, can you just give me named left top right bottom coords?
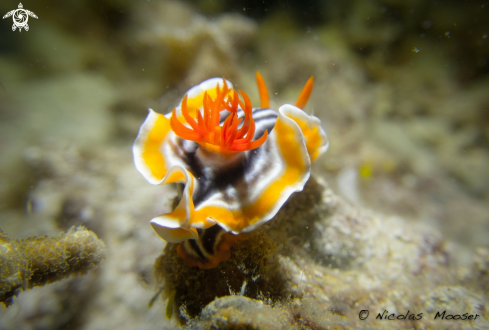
left=0, top=0, right=488, bottom=329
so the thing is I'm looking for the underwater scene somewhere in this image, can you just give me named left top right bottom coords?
left=1, top=0, right=489, bottom=329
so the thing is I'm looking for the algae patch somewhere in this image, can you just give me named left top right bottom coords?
left=154, top=178, right=326, bottom=324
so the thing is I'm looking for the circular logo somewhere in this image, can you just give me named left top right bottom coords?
left=14, top=10, right=28, bottom=26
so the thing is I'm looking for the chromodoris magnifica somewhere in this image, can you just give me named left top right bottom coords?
left=133, top=72, right=328, bottom=269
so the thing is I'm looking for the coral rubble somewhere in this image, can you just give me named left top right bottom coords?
left=0, top=226, right=105, bottom=307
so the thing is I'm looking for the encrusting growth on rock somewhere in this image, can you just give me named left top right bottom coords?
left=0, top=226, right=106, bottom=307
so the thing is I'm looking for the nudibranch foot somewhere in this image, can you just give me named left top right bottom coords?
left=177, top=225, right=242, bottom=269
left=133, top=73, right=329, bottom=269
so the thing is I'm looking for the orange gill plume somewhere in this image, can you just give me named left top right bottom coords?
left=170, top=79, right=268, bottom=153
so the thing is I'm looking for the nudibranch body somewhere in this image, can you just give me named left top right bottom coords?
left=133, top=72, right=328, bottom=269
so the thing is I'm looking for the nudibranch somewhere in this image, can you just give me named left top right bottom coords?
left=133, top=72, right=329, bottom=269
